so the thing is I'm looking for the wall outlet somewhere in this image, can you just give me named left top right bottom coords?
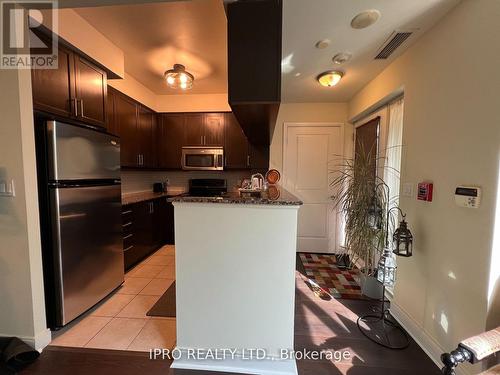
left=0, top=179, right=15, bottom=197
left=402, top=183, right=413, bottom=198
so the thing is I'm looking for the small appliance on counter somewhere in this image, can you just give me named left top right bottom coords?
left=188, top=178, right=227, bottom=197
left=153, top=181, right=168, bottom=193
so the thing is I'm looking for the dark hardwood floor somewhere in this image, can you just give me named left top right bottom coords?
left=20, top=272, right=441, bottom=375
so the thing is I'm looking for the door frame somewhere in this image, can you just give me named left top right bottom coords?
left=282, top=122, right=345, bottom=253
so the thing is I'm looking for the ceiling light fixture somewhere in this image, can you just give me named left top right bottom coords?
left=164, top=64, right=194, bottom=90
left=317, top=70, right=343, bottom=87
left=332, top=52, right=352, bottom=65
left=315, top=39, right=331, bottom=49
left=351, top=9, right=381, bottom=29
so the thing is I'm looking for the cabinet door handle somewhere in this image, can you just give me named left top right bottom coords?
left=79, top=99, right=84, bottom=117
left=73, top=98, right=78, bottom=117
left=247, top=155, right=250, bottom=167
left=137, top=154, right=140, bottom=166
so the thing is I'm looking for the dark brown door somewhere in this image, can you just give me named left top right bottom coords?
left=224, top=113, right=249, bottom=169
left=74, top=55, right=107, bottom=127
left=204, top=113, right=225, bottom=146
left=355, top=117, right=380, bottom=184
left=31, top=44, right=75, bottom=118
left=115, top=93, right=138, bottom=167
left=158, top=113, right=185, bottom=169
left=184, top=113, right=204, bottom=146
left=138, top=106, right=155, bottom=168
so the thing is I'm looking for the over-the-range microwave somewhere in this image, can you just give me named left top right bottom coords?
left=181, top=146, right=224, bottom=171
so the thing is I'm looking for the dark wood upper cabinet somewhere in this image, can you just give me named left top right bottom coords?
left=184, top=113, right=205, bottom=146
left=184, top=113, right=224, bottom=146
left=31, top=44, right=75, bottom=118
left=105, top=87, right=118, bottom=135
left=204, top=113, right=225, bottom=146
left=224, top=113, right=249, bottom=169
left=158, top=113, right=185, bottom=169
left=31, top=41, right=107, bottom=128
left=73, top=55, right=107, bottom=127
left=227, top=0, right=282, bottom=145
left=114, top=92, right=138, bottom=168
left=138, top=106, right=156, bottom=168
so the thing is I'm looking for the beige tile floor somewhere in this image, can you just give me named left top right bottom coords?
left=50, top=245, right=176, bottom=352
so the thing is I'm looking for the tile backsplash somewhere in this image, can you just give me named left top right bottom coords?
left=121, top=170, right=250, bottom=195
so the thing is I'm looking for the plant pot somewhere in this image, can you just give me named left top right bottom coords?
left=360, top=275, right=384, bottom=299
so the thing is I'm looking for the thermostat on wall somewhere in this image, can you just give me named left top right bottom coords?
left=455, top=186, right=481, bottom=208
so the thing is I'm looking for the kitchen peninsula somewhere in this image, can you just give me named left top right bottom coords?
left=171, top=187, right=302, bottom=375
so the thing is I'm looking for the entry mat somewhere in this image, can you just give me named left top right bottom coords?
left=297, top=253, right=363, bottom=300
left=147, top=281, right=176, bottom=318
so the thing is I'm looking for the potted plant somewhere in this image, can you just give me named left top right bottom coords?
left=330, top=144, right=388, bottom=299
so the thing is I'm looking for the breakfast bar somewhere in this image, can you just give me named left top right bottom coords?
left=170, top=187, right=302, bottom=375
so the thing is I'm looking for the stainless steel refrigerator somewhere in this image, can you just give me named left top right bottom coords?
left=37, top=120, right=124, bottom=328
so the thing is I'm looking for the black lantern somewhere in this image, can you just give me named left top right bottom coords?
left=393, top=219, right=413, bottom=257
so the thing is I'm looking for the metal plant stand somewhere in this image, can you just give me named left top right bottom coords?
left=356, top=285, right=410, bottom=350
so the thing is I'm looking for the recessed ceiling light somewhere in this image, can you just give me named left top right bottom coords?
left=332, top=52, right=352, bottom=65
left=317, top=71, right=343, bottom=87
left=294, top=72, right=302, bottom=77
left=315, top=39, right=331, bottom=49
left=351, top=9, right=381, bottom=29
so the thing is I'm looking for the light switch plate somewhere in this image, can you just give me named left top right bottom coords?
left=402, top=183, right=413, bottom=198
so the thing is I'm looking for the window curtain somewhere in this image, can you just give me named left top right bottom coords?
left=384, top=98, right=404, bottom=209
left=384, top=98, right=404, bottom=255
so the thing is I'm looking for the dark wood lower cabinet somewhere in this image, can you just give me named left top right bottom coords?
left=122, top=197, right=175, bottom=271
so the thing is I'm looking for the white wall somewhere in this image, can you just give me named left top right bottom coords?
left=349, top=1, right=500, bottom=373
left=270, top=103, right=352, bottom=173
left=0, top=68, right=50, bottom=349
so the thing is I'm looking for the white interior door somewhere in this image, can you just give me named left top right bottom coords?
left=283, top=123, right=343, bottom=253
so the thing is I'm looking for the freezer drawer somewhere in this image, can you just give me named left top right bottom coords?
left=49, top=184, right=124, bottom=326
left=47, top=120, right=120, bottom=181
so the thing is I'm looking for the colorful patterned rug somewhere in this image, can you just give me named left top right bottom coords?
left=298, top=253, right=364, bottom=300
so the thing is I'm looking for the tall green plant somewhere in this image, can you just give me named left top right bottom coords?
left=330, top=144, right=388, bottom=276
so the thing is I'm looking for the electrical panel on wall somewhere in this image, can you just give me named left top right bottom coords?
left=455, top=186, right=481, bottom=208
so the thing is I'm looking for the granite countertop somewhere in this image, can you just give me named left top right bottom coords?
left=122, top=191, right=184, bottom=205
left=169, top=186, right=303, bottom=206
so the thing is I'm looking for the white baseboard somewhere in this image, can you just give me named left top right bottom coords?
left=389, top=302, right=470, bottom=375
left=0, top=329, right=51, bottom=352
left=171, top=348, right=298, bottom=375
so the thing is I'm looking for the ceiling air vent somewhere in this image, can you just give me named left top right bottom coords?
left=374, top=31, right=413, bottom=60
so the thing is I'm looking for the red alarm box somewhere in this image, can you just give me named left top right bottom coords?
left=418, top=182, right=433, bottom=201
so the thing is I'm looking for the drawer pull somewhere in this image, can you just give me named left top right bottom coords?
left=122, top=222, right=132, bottom=227
left=124, top=245, right=134, bottom=252
left=123, top=234, right=133, bottom=240
left=122, top=210, right=132, bottom=215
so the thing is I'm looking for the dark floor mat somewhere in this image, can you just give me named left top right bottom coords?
left=146, top=281, right=176, bottom=318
